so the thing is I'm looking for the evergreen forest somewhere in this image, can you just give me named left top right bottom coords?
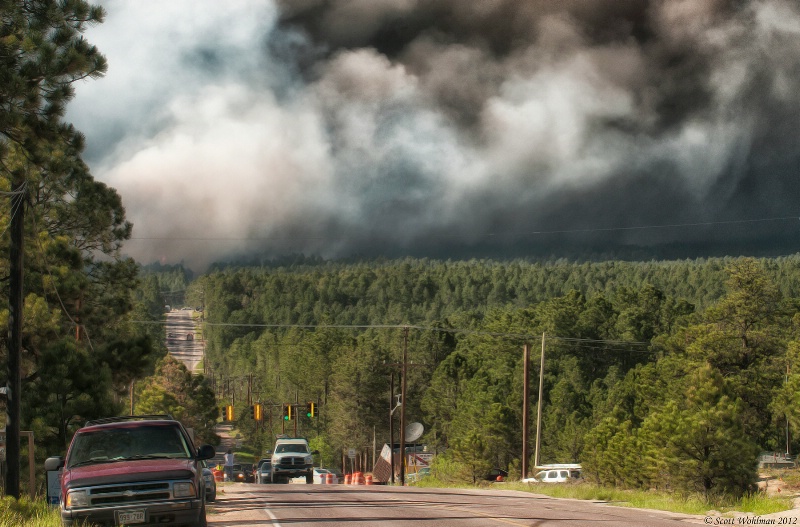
left=3, top=0, right=800, bottom=503
left=187, top=254, right=800, bottom=497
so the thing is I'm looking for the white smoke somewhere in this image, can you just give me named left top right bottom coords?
left=67, top=0, right=800, bottom=269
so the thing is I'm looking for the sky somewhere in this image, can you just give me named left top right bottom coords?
left=67, top=0, right=800, bottom=271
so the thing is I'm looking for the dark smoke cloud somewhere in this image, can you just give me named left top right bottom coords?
left=68, top=0, right=800, bottom=270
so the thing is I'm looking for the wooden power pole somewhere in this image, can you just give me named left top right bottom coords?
left=399, top=326, right=408, bottom=485
left=534, top=333, right=545, bottom=469
left=6, top=178, right=25, bottom=498
left=522, top=343, right=531, bottom=479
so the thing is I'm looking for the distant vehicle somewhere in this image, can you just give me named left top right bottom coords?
left=233, top=463, right=254, bottom=483
left=256, top=459, right=272, bottom=483
left=271, top=437, right=317, bottom=484
left=201, top=460, right=217, bottom=501
left=523, top=464, right=582, bottom=484
left=313, top=468, right=337, bottom=484
left=483, top=468, right=508, bottom=481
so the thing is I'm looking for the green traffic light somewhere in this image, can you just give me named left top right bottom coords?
left=306, top=412, right=311, bottom=417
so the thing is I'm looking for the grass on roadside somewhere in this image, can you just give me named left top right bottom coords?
left=0, top=496, right=65, bottom=527
left=413, top=478, right=792, bottom=516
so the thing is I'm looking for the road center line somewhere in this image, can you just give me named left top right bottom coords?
left=434, top=503, right=533, bottom=527
left=263, top=506, right=283, bottom=527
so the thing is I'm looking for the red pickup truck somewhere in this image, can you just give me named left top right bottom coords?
left=45, top=415, right=216, bottom=527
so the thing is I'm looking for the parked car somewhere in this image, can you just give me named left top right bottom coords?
left=483, top=468, right=508, bottom=481
left=313, top=468, right=337, bottom=484
left=201, top=461, right=217, bottom=501
left=533, top=469, right=571, bottom=483
left=44, top=415, right=215, bottom=527
left=256, top=458, right=272, bottom=483
left=522, top=464, right=582, bottom=484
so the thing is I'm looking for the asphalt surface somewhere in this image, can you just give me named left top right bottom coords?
left=165, top=309, right=204, bottom=373
left=207, top=483, right=713, bottom=527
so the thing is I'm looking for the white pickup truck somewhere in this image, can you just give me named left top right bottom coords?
left=270, top=437, right=316, bottom=484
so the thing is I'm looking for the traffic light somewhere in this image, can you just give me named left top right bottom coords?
left=306, top=402, right=315, bottom=418
left=220, top=406, right=225, bottom=420
left=253, top=403, right=263, bottom=421
left=249, top=405, right=256, bottom=419
left=283, top=404, right=292, bottom=421
left=225, top=405, right=234, bottom=421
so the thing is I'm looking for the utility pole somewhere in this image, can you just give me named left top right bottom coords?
left=522, top=343, right=531, bottom=479
left=534, top=333, right=545, bottom=469
left=6, top=176, right=25, bottom=498
left=247, top=375, right=251, bottom=406
left=399, top=326, right=408, bottom=486
left=389, top=373, right=395, bottom=484
left=787, top=362, right=791, bottom=456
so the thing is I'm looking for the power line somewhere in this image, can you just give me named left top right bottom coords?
left=134, top=319, right=654, bottom=353
left=125, top=215, right=799, bottom=242
left=0, top=183, right=27, bottom=240
left=0, top=188, right=28, bottom=197
left=28, top=200, right=96, bottom=352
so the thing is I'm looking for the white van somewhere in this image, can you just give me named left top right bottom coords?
left=522, top=464, right=582, bottom=483
left=535, top=469, right=572, bottom=483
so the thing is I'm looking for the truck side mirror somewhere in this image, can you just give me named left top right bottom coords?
left=196, top=445, right=216, bottom=461
left=45, top=456, right=64, bottom=471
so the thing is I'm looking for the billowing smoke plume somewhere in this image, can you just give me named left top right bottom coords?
left=68, top=0, right=800, bottom=269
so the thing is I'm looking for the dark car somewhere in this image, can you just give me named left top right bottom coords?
left=255, top=458, right=272, bottom=484
left=45, top=415, right=215, bottom=527
left=201, top=461, right=217, bottom=501
left=241, top=463, right=255, bottom=483
left=231, top=463, right=254, bottom=483
left=484, top=468, right=509, bottom=481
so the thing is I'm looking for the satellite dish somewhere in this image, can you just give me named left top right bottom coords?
left=405, top=422, right=424, bottom=443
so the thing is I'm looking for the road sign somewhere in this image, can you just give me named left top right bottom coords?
left=410, top=453, right=434, bottom=467
left=347, top=448, right=356, bottom=459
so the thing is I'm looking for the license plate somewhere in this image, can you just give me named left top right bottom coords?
left=117, top=509, right=146, bottom=525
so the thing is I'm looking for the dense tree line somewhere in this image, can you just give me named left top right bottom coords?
left=4, top=1, right=799, bottom=500
left=0, top=0, right=197, bottom=493
left=195, top=255, right=800, bottom=496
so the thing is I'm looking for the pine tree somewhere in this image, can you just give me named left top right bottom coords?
left=641, top=364, right=758, bottom=498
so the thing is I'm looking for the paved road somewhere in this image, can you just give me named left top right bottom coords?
left=165, top=309, right=204, bottom=373
left=208, top=483, right=708, bottom=527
